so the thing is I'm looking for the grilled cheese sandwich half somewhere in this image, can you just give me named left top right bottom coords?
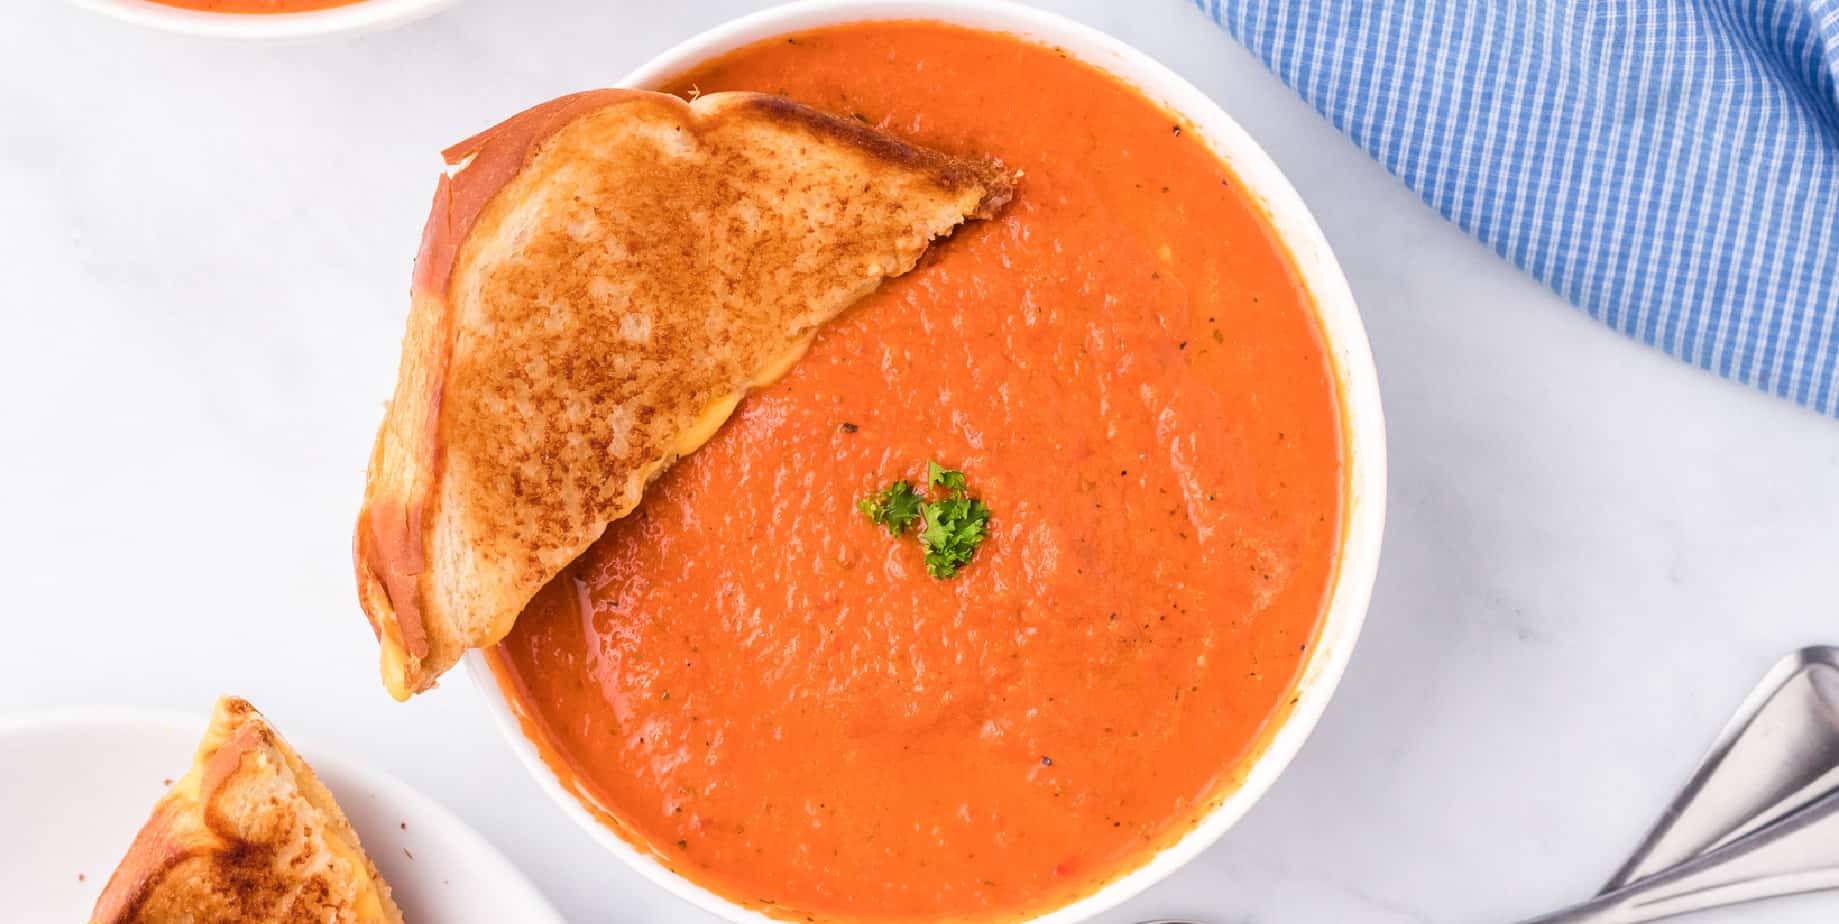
left=89, top=696, right=404, bottom=924
left=354, top=89, right=1015, bottom=698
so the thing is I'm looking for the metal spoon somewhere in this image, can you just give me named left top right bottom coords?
left=1138, top=787, right=1839, bottom=924
left=1604, top=647, right=1839, bottom=888
left=1518, top=785, right=1839, bottom=922
left=1521, top=647, right=1839, bottom=922
left=1134, top=650, right=1839, bottom=924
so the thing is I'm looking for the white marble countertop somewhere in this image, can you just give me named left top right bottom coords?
left=4, top=1, right=1836, bottom=921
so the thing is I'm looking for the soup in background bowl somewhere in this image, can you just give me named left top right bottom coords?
left=146, top=0, right=361, bottom=12
left=65, top=0, right=454, bottom=38
left=471, top=2, right=1386, bottom=922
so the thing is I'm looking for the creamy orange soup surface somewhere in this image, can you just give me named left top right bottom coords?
left=493, top=21, right=1344, bottom=923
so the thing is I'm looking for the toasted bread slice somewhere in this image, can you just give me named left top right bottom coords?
left=89, top=696, right=404, bottom=924
left=354, top=89, right=1014, bottom=699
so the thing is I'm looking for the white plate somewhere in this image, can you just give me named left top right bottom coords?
left=0, top=708, right=564, bottom=924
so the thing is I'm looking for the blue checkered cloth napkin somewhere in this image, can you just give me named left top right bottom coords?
left=1195, top=0, right=1839, bottom=415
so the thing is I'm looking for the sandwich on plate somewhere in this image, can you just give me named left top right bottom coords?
left=89, top=696, right=402, bottom=924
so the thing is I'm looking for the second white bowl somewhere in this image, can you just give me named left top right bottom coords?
left=64, top=0, right=457, bottom=40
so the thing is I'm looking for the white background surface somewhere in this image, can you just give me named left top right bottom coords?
left=4, top=1, right=1836, bottom=921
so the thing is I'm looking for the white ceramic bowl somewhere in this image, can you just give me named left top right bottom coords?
left=65, top=0, right=456, bottom=40
left=469, top=2, right=1388, bottom=922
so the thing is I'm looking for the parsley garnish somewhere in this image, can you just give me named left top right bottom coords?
left=919, top=493, right=990, bottom=578
left=857, top=480, right=923, bottom=536
left=860, top=462, right=991, bottom=579
left=927, top=460, right=968, bottom=496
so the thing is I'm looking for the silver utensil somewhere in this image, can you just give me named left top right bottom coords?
left=1521, top=647, right=1839, bottom=923
left=1137, top=650, right=1839, bottom=924
left=1606, top=647, right=1839, bottom=888
left=1519, top=786, right=1839, bottom=922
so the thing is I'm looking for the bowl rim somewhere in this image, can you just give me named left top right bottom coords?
left=61, top=0, right=457, bottom=40
left=466, top=1, right=1388, bottom=922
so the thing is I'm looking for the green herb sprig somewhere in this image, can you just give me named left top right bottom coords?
left=857, top=480, right=923, bottom=537
left=859, top=461, right=991, bottom=579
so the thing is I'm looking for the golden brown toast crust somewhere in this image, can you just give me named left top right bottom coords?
left=89, top=697, right=404, bottom=924
left=355, top=89, right=1014, bottom=699
left=353, top=91, right=643, bottom=673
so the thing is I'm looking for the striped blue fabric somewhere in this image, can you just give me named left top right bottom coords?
left=1195, top=0, right=1839, bottom=415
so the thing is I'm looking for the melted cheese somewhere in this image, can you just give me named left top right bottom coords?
left=170, top=766, right=204, bottom=803
left=379, top=633, right=411, bottom=703
left=671, top=342, right=811, bottom=460
left=748, top=339, right=815, bottom=390
left=673, top=392, right=744, bottom=458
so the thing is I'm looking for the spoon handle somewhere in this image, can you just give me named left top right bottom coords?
left=1519, top=787, right=1839, bottom=924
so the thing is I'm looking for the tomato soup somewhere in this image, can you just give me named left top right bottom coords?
left=494, top=22, right=1343, bottom=923
left=146, top=0, right=360, bottom=12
